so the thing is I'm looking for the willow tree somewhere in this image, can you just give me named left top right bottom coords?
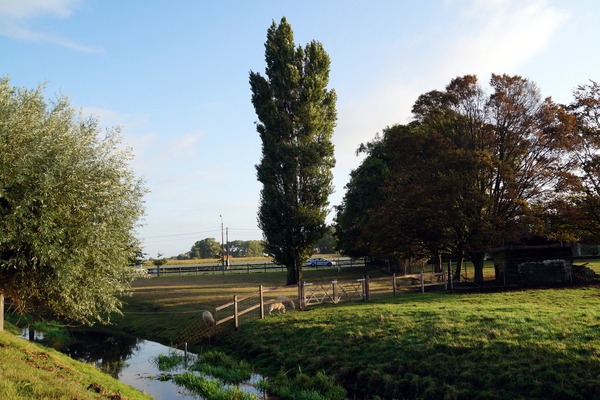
left=0, top=77, right=147, bottom=326
left=250, top=17, right=337, bottom=285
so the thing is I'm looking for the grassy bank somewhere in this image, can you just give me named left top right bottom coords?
left=0, top=324, right=152, bottom=400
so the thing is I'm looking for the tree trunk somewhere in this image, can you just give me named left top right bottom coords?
left=0, top=293, right=3, bottom=332
left=470, top=252, right=486, bottom=284
left=453, top=254, right=464, bottom=281
left=286, top=258, right=302, bottom=285
left=434, top=254, right=442, bottom=273
left=287, top=264, right=297, bottom=286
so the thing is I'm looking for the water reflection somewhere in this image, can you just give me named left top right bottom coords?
left=21, top=328, right=140, bottom=379
left=21, top=328, right=265, bottom=400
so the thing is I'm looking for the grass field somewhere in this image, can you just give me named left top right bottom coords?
left=113, top=264, right=391, bottom=343
left=115, top=260, right=600, bottom=344
left=215, top=285, right=600, bottom=399
left=109, top=260, right=600, bottom=399
left=143, top=256, right=274, bottom=266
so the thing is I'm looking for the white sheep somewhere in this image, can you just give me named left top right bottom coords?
left=202, top=310, right=215, bottom=326
left=267, top=296, right=295, bottom=315
left=267, top=301, right=286, bottom=315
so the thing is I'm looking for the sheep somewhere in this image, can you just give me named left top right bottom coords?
left=267, top=301, right=286, bottom=315
left=202, top=310, right=215, bottom=327
left=267, top=296, right=295, bottom=315
left=277, top=296, right=296, bottom=310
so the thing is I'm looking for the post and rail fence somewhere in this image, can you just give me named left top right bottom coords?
left=175, top=269, right=450, bottom=346
left=212, top=270, right=449, bottom=331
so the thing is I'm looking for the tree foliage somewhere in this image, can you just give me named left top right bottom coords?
left=564, top=80, right=600, bottom=241
left=227, top=240, right=265, bottom=258
left=334, top=135, right=390, bottom=258
left=0, top=77, right=147, bottom=325
left=190, top=238, right=221, bottom=259
left=336, top=74, right=576, bottom=283
left=315, top=225, right=336, bottom=254
left=250, top=17, right=337, bottom=285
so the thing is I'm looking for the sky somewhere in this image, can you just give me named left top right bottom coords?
left=2, top=0, right=599, bottom=258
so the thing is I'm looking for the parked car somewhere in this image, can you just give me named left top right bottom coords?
left=305, top=257, right=335, bottom=267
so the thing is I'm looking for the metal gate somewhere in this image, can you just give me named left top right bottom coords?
left=303, top=279, right=365, bottom=307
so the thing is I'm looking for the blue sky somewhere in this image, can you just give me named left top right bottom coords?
left=2, top=0, right=599, bottom=258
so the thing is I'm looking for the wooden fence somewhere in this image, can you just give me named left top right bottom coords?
left=210, top=271, right=449, bottom=331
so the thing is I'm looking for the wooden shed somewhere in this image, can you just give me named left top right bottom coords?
left=492, top=244, right=573, bottom=285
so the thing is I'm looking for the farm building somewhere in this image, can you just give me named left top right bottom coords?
left=492, top=244, right=576, bottom=285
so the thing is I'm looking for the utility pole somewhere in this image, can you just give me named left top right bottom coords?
left=220, top=215, right=225, bottom=274
left=226, top=227, right=230, bottom=268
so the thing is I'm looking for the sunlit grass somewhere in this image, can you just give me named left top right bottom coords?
left=117, top=265, right=390, bottom=343
left=0, top=331, right=152, bottom=400
left=217, top=286, right=600, bottom=399
left=174, top=372, right=259, bottom=400
left=115, top=259, right=600, bottom=399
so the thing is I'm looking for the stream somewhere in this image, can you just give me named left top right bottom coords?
left=20, top=328, right=266, bottom=400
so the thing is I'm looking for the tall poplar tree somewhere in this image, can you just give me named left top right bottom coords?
left=250, top=17, right=337, bottom=285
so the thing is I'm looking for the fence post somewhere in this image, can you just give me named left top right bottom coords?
left=0, top=293, right=3, bottom=332
left=392, top=273, right=396, bottom=296
left=420, top=271, right=424, bottom=293
left=259, top=285, right=265, bottom=319
left=363, top=275, right=370, bottom=301
left=332, top=279, right=338, bottom=304
left=233, top=295, right=239, bottom=330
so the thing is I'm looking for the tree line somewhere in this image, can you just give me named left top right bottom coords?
left=334, top=75, right=600, bottom=284
left=175, top=238, right=266, bottom=260
left=173, top=230, right=336, bottom=260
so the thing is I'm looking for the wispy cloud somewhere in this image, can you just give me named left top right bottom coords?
left=0, top=0, right=80, bottom=18
left=331, top=0, right=570, bottom=208
left=81, top=106, right=149, bottom=131
left=439, top=0, right=570, bottom=78
left=334, top=0, right=569, bottom=164
left=0, top=0, right=102, bottom=52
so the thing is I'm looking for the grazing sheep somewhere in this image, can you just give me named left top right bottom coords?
left=202, top=310, right=215, bottom=326
left=267, top=301, right=286, bottom=315
left=277, top=296, right=295, bottom=310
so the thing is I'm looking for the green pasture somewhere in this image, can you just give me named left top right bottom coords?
left=108, top=259, right=600, bottom=399
left=116, top=259, right=599, bottom=346
left=216, top=286, right=600, bottom=399
left=114, top=264, right=389, bottom=343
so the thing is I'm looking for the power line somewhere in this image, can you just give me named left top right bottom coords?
left=139, top=229, right=221, bottom=239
